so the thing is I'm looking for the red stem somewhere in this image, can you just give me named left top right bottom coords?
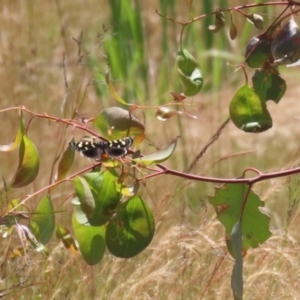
left=156, top=1, right=297, bottom=25
left=3, top=106, right=300, bottom=211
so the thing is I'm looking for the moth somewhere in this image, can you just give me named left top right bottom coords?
left=69, top=136, right=133, bottom=160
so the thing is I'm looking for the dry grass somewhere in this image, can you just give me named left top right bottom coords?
left=1, top=1, right=300, bottom=299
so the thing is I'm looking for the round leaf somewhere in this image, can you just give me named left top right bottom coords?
left=93, top=107, right=145, bottom=143
left=208, top=184, right=271, bottom=255
left=245, top=35, right=271, bottom=68
left=72, top=215, right=106, bottom=265
left=83, top=170, right=122, bottom=226
left=252, top=69, right=286, bottom=104
left=229, top=85, right=272, bottom=133
left=106, top=195, right=155, bottom=258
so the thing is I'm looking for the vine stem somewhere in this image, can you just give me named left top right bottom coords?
left=4, top=164, right=96, bottom=217
left=150, top=163, right=300, bottom=185
left=3, top=106, right=300, bottom=214
left=135, top=156, right=300, bottom=185
left=156, top=1, right=297, bottom=25
left=0, top=107, right=300, bottom=184
left=0, top=106, right=99, bottom=136
left=3, top=105, right=300, bottom=185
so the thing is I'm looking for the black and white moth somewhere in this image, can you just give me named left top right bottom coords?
left=69, top=136, right=134, bottom=160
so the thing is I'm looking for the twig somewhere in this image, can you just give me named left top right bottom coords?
left=62, top=53, right=68, bottom=91
left=186, top=118, right=230, bottom=173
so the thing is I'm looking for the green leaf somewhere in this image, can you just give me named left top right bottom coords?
left=115, top=178, right=140, bottom=197
left=93, top=107, right=145, bottom=143
left=208, top=184, right=271, bottom=254
left=56, top=145, right=75, bottom=181
left=83, top=170, right=122, bottom=226
left=0, top=113, right=25, bottom=152
left=11, top=135, right=40, bottom=188
left=229, top=84, right=272, bottom=133
left=56, top=224, right=78, bottom=254
left=72, top=215, right=106, bottom=265
left=29, top=195, right=55, bottom=245
left=73, top=177, right=96, bottom=219
left=245, top=35, right=271, bottom=68
left=0, top=122, right=23, bottom=152
left=73, top=171, right=122, bottom=226
left=176, top=49, right=203, bottom=97
left=72, top=197, right=89, bottom=225
left=1, top=199, right=28, bottom=229
left=231, top=221, right=243, bottom=300
left=252, top=69, right=286, bottom=104
left=106, top=195, right=155, bottom=258
left=133, top=138, right=177, bottom=166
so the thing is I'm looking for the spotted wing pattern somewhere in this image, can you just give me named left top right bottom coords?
left=69, top=136, right=133, bottom=160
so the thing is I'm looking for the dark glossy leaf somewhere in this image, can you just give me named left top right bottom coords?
left=245, top=35, right=271, bottom=68
left=208, top=184, right=271, bottom=255
left=229, top=84, right=272, bottom=133
left=133, top=138, right=178, bottom=166
left=72, top=215, right=106, bottom=265
left=176, top=49, right=203, bottom=97
left=29, top=195, right=55, bottom=245
left=252, top=69, right=286, bottom=104
left=106, top=195, right=155, bottom=258
left=93, top=107, right=145, bottom=143
left=271, top=17, right=300, bottom=64
left=11, top=135, right=40, bottom=188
